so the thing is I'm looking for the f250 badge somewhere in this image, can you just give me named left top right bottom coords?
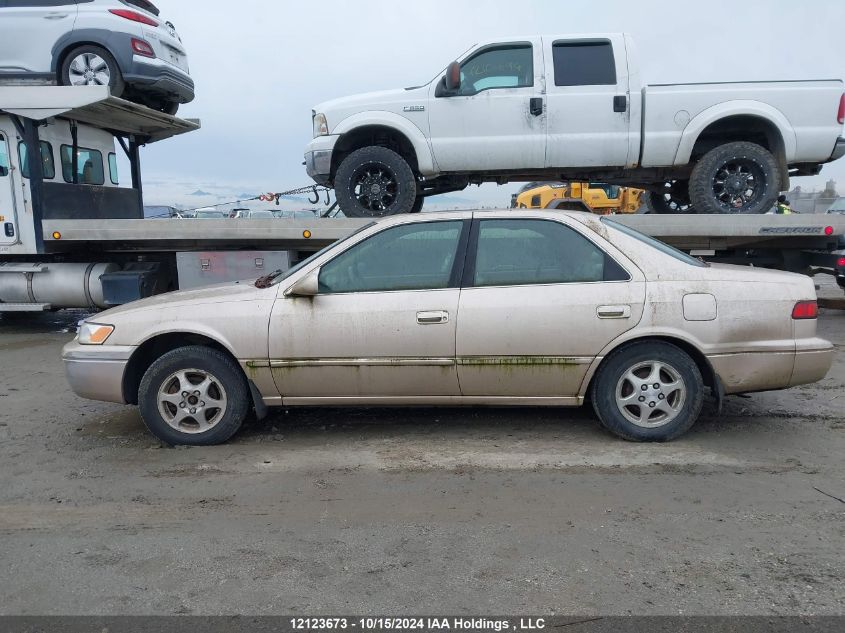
left=403, top=105, right=425, bottom=112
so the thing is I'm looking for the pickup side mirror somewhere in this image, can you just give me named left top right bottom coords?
left=444, top=61, right=461, bottom=91
left=284, top=268, right=319, bottom=297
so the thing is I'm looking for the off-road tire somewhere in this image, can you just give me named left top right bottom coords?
left=138, top=346, right=250, bottom=446
left=648, top=181, right=695, bottom=214
left=335, top=146, right=417, bottom=217
left=689, top=142, right=780, bottom=214
left=60, top=45, right=125, bottom=98
left=591, top=341, right=704, bottom=442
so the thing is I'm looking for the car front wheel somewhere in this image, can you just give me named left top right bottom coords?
left=138, top=346, right=250, bottom=446
left=591, top=341, right=704, bottom=442
left=60, top=45, right=125, bottom=98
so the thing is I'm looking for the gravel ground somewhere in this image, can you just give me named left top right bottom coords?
left=0, top=277, right=842, bottom=616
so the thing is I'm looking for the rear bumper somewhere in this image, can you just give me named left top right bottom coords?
left=829, top=137, right=845, bottom=162
left=124, top=55, right=195, bottom=104
left=62, top=341, right=134, bottom=404
left=790, top=339, right=835, bottom=387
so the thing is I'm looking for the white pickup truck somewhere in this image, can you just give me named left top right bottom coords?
left=305, top=33, right=845, bottom=217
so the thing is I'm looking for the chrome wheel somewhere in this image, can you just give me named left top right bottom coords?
left=67, top=53, right=111, bottom=86
left=615, top=360, right=686, bottom=429
left=157, top=369, right=227, bottom=434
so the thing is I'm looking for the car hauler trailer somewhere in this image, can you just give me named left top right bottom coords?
left=1, top=86, right=844, bottom=313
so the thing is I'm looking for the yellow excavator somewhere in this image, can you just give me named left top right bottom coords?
left=511, top=182, right=646, bottom=214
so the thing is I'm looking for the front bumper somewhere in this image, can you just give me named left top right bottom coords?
left=304, top=135, right=339, bottom=187
left=124, top=55, right=195, bottom=104
left=62, top=340, right=135, bottom=404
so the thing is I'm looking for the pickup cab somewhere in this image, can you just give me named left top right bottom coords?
left=305, top=33, right=845, bottom=217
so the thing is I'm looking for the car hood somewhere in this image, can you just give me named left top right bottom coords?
left=91, top=281, right=272, bottom=322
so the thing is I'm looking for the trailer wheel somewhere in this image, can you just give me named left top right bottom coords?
left=335, top=147, right=417, bottom=217
left=689, top=142, right=780, bottom=214
left=60, top=45, right=125, bottom=97
left=649, top=181, right=695, bottom=214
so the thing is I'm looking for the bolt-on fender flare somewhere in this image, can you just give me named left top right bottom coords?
left=673, top=101, right=797, bottom=166
left=332, top=111, right=438, bottom=176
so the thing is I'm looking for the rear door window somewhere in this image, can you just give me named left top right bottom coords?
left=18, top=141, right=55, bottom=179
left=470, top=219, right=629, bottom=287
left=60, top=145, right=105, bottom=185
left=552, top=41, right=617, bottom=86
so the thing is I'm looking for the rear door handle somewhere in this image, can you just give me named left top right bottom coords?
left=597, top=305, right=631, bottom=319
left=613, top=95, right=628, bottom=113
left=417, top=310, right=449, bottom=325
left=529, top=97, right=544, bottom=117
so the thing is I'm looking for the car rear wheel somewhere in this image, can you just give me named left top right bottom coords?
left=60, top=45, right=125, bottom=98
left=138, top=346, right=250, bottom=446
left=591, top=341, right=704, bottom=442
left=334, top=146, right=417, bottom=217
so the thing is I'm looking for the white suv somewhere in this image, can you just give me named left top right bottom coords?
left=0, top=0, right=193, bottom=114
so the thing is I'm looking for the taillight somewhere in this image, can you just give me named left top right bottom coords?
left=109, top=9, right=159, bottom=27
left=131, top=38, right=155, bottom=58
left=825, top=226, right=835, bottom=236
left=792, top=301, right=819, bottom=320
left=838, top=93, right=845, bottom=125
left=837, top=257, right=845, bottom=268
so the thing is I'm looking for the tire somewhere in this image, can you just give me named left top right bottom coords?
left=138, top=346, right=250, bottom=446
left=590, top=341, right=704, bottom=442
left=60, top=45, right=125, bottom=98
left=160, top=101, right=180, bottom=116
left=649, top=181, right=695, bottom=214
left=334, top=146, right=417, bottom=217
left=689, top=142, right=780, bottom=214
left=410, top=196, right=424, bottom=213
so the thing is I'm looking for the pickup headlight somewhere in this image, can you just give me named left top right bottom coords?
left=313, top=112, right=328, bottom=137
left=78, top=322, right=115, bottom=345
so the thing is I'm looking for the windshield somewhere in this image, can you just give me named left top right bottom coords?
left=601, top=218, right=708, bottom=268
left=257, top=222, right=376, bottom=288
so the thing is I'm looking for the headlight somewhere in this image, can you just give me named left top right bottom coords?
left=78, top=322, right=115, bottom=345
left=313, top=112, right=328, bottom=137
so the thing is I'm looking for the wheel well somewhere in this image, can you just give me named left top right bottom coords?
left=587, top=335, right=718, bottom=397
left=122, top=333, right=237, bottom=405
left=331, top=125, right=419, bottom=178
left=690, top=115, right=787, bottom=182
left=55, top=41, right=108, bottom=77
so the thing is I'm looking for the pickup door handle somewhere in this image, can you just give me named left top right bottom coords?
left=529, top=97, right=544, bottom=117
left=597, top=305, right=631, bottom=319
left=613, top=95, right=628, bottom=113
left=417, top=310, right=449, bottom=325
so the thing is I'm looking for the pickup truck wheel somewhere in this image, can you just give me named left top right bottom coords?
left=410, top=196, right=424, bottom=213
left=591, top=341, right=704, bottom=442
left=689, top=142, right=780, bottom=214
left=138, top=346, right=250, bottom=446
left=335, top=146, right=417, bottom=217
left=649, top=181, right=695, bottom=214
left=60, top=45, right=125, bottom=97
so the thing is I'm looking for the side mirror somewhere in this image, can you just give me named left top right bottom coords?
left=444, top=61, right=461, bottom=91
left=284, top=268, right=319, bottom=297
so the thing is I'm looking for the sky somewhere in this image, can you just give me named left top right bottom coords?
left=140, top=0, right=845, bottom=211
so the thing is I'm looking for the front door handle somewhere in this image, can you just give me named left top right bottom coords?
left=529, top=97, right=544, bottom=117
left=417, top=310, right=449, bottom=325
left=597, top=305, right=631, bottom=319
left=44, top=12, right=70, bottom=19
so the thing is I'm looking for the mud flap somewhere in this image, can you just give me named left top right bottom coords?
left=248, top=380, right=269, bottom=421
left=713, top=374, right=726, bottom=415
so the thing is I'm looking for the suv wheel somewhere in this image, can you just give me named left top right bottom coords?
left=138, top=346, right=250, bottom=446
left=60, top=45, right=125, bottom=97
left=335, top=146, right=417, bottom=217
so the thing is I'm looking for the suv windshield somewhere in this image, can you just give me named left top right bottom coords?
left=601, top=217, right=708, bottom=268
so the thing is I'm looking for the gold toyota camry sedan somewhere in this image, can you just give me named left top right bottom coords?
left=63, top=211, right=834, bottom=445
